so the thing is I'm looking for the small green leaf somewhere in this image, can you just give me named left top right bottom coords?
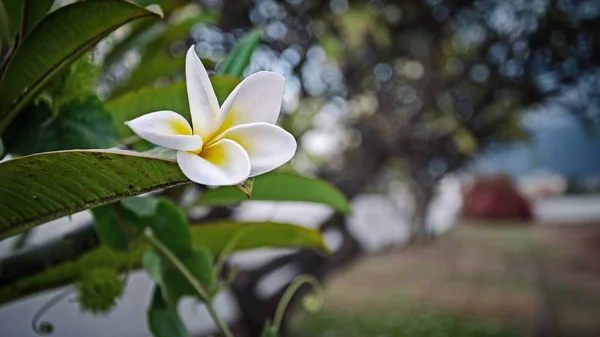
left=122, top=196, right=160, bottom=217
left=218, top=28, right=262, bottom=77
left=0, top=150, right=188, bottom=239
left=196, top=173, right=351, bottom=214
left=143, top=248, right=214, bottom=303
left=91, top=203, right=140, bottom=251
left=161, top=248, right=214, bottom=302
left=191, top=222, right=329, bottom=254
left=148, top=287, right=189, bottom=337
left=147, top=199, right=191, bottom=256
left=106, top=76, right=240, bottom=140
left=260, top=325, right=279, bottom=337
left=0, top=0, right=161, bottom=133
left=234, top=177, right=255, bottom=198
left=142, top=249, right=162, bottom=282
left=3, top=97, right=119, bottom=156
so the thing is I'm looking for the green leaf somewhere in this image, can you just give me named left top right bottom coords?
left=92, top=203, right=141, bottom=251
left=107, top=81, right=189, bottom=139
left=196, top=173, right=351, bottom=214
left=0, top=0, right=162, bottom=133
left=148, top=287, right=189, bottom=337
left=234, top=177, right=255, bottom=198
left=146, top=199, right=191, bottom=256
left=146, top=248, right=214, bottom=304
left=218, top=28, right=262, bottom=77
left=261, top=325, right=279, bottom=337
left=23, top=0, right=55, bottom=36
left=0, top=222, right=327, bottom=305
left=106, top=76, right=240, bottom=139
left=122, top=196, right=160, bottom=217
left=0, top=150, right=188, bottom=239
left=1, top=0, right=23, bottom=40
left=3, top=97, right=119, bottom=156
left=212, top=76, right=241, bottom=104
left=42, top=54, right=100, bottom=114
left=190, top=222, right=329, bottom=254
left=110, top=12, right=217, bottom=97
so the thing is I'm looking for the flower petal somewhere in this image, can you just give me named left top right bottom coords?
left=176, top=139, right=250, bottom=186
left=125, top=110, right=203, bottom=151
left=219, top=122, right=297, bottom=176
left=212, top=71, right=285, bottom=137
left=186, top=46, right=219, bottom=139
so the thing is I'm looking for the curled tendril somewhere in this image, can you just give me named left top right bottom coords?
left=272, top=275, right=324, bottom=333
left=31, top=288, right=75, bottom=335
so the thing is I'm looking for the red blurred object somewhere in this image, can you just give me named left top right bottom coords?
left=462, top=174, right=533, bottom=221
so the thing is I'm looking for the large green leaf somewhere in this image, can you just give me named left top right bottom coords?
left=1, top=0, right=23, bottom=40
left=23, top=0, right=55, bottom=36
left=196, top=173, right=351, bottom=214
left=0, top=150, right=187, bottom=239
left=217, top=28, right=262, bottom=77
left=3, top=97, right=119, bottom=156
left=0, top=222, right=327, bottom=304
left=0, top=0, right=161, bottom=133
left=106, top=76, right=240, bottom=139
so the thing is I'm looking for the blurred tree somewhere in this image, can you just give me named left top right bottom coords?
left=2, top=0, right=600, bottom=336
left=199, top=0, right=600, bottom=335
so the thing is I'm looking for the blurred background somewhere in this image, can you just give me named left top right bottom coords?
left=2, top=0, right=600, bottom=336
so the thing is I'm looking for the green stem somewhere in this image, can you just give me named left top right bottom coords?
left=143, top=230, right=234, bottom=337
left=272, top=275, right=324, bottom=333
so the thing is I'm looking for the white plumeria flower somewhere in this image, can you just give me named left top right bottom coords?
left=125, top=46, right=297, bottom=186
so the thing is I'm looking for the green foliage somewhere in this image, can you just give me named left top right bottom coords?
left=75, top=267, right=124, bottom=314
left=0, top=222, right=327, bottom=305
left=0, top=0, right=54, bottom=38
left=106, top=76, right=240, bottom=139
left=0, top=0, right=161, bottom=133
left=146, top=199, right=191, bottom=256
left=190, top=221, right=329, bottom=254
left=3, top=97, right=118, bottom=156
left=0, top=245, right=142, bottom=305
left=1, top=0, right=24, bottom=41
left=0, top=150, right=188, bottom=239
left=144, top=248, right=214, bottom=303
left=94, top=197, right=190, bottom=254
left=42, top=55, right=101, bottom=114
left=217, top=28, right=262, bottom=77
left=110, top=12, right=218, bottom=97
left=122, top=196, right=160, bottom=217
left=92, top=203, right=142, bottom=251
left=23, top=0, right=55, bottom=36
left=196, top=172, right=351, bottom=214
left=261, top=326, right=279, bottom=337
left=148, top=287, right=189, bottom=337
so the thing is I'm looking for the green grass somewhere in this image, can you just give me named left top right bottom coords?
left=291, top=305, right=524, bottom=337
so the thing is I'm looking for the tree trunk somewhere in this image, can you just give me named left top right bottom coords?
left=411, top=183, right=434, bottom=244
